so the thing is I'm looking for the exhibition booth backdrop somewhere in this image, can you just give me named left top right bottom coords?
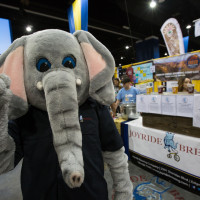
left=115, top=50, right=200, bottom=93
left=115, top=51, right=200, bottom=195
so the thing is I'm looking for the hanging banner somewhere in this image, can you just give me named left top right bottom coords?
left=126, top=67, right=134, bottom=82
left=132, top=62, right=153, bottom=84
left=195, top=19, right=200, bottom=37
left=161, top=18, right=185, bottom=56
left=154, top=52, right=200, bottom=81
left=67, top=0, right=88, bottom=33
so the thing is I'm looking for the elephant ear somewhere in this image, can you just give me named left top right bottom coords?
left=74, top=30, right=115, bottom=106
left=0, top=36, right=28, bottom=119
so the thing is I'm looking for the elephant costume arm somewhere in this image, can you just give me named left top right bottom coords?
left=0, top=75, right=16, bottom=174
left=95, top=103, right=133, bottom=200
left=103, top=147, right=133, bottom=200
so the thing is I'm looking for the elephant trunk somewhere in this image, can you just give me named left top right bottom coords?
left=42, top=69, right=84, bottom=188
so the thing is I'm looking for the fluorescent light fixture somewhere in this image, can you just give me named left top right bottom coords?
left=125, top=46, right=129, bottom=49
left=150, top=0, right=157, bottom=8
left=26, top=25, right=32, bottom=32
left=186, top=25, right=191, bottom=29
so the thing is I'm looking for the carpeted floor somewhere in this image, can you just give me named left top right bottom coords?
left=0, top=160, right=199, bottom=200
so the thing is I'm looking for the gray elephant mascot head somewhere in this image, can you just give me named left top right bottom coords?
left=0, top=29, right=115, bottom=188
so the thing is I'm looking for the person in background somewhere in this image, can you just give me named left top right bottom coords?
left=178, top=77, right=192, bottom=92
left=113, top=78, right=122, bottom=98
left=112, top=76, right=139, bottom=116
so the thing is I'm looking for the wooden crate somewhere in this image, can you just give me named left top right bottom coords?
left=141, top=113, right=200, bottom=138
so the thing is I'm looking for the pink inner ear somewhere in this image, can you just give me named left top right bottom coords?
left=0, top=46, right=27, bottom=102
left=81, top=42, right=106, bottom=80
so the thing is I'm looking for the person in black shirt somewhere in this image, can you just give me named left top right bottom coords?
left=8, top=98, right=131, bottom=200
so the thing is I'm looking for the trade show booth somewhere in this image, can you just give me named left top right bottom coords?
left=114, top=51, right=200, bottom=195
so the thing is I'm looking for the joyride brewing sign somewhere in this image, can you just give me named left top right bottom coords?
left=127, top=119, right=200, bottom=195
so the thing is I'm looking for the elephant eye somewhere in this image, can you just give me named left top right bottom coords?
left=36, top=58, right=51, bottom=72
left=62, top=55, right=76, bottom=69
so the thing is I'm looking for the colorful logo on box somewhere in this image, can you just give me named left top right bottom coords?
left=187, top=55, right=199, bottom=69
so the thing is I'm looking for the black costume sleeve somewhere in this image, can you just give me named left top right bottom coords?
left=8, top=120, right=24, bottom=166
left=96, top=104, right=123, bottom=152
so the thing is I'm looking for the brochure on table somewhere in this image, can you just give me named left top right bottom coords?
left=161, top=95, right=176, bottom=116
left=176, top=95, right=194, bottom=118
left=137, top=94, right=200, bottom=128
left=136, top=95, right=149, bottom=113
left=136, top=94, right=194, bottom=118
left=148, top=95, right=162, bottom=114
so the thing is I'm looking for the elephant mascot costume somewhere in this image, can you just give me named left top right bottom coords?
left=0, top=29, right=133, bottom=200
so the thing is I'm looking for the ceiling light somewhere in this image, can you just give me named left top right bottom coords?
left=125, top=46, right=129, bottom=49
left=122, top=26, right=130, bottom=30
left=150, top=0, right=157, bottom=8
left=186, top=25, right=191, bottom=29
left=26, top=25, right=32, bottom=32
left=164, top=53, right=167, bottom=56
left=121, top=57, right=124, bottom=59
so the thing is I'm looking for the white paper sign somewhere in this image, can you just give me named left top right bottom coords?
left=177, top=95, right=194, bottom=118
left=193, top=94, right=200, bottom=127
left=136, top=84, right=147, bottom=94
left=148, top=95, right=162, bottom=114
left=136, top=95, right=149, bottom=113
left=150, top=65, right=155, bottom=73
left=195, top=19, right=200, bottom=37
left=161, top=95, right=176, bottom=116
left=166, top=81, right=178, bottom=92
